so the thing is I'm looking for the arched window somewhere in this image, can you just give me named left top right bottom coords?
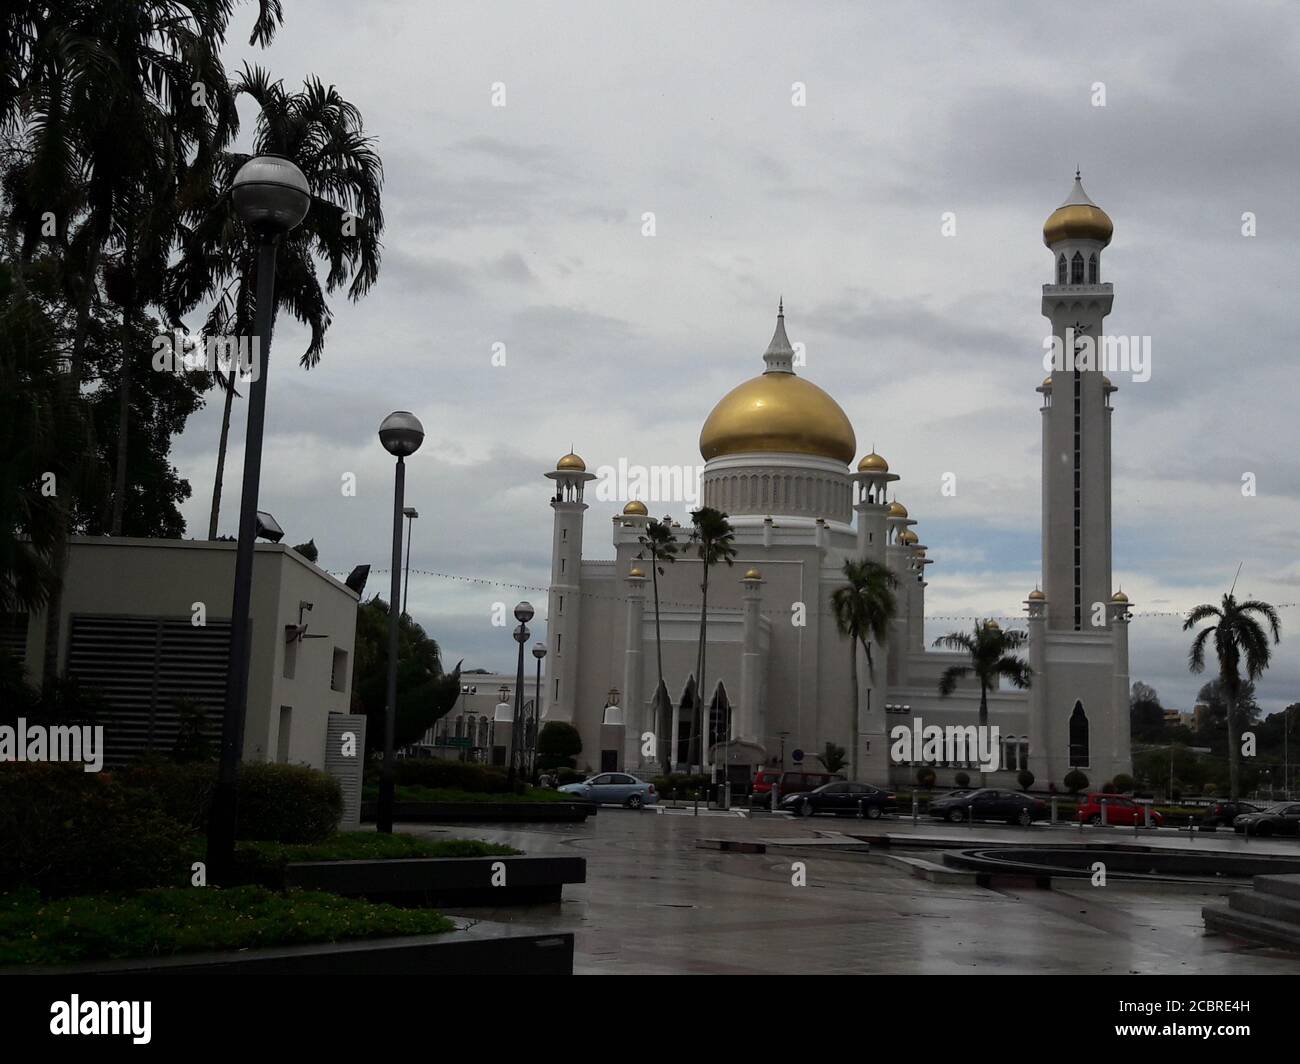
left=1068, top=701, right=1089, bottom=767
left=1057, top=254, right=1067, bottom=284
left=478, top=715, right=490, bottom=747
left=454, top=714, right=465, bottom=739
left=1070, top=252, right=1084, bottom=284
left=1088, top=253, right=1099, bottom=284
left=708, top=682, right=731, bottom=750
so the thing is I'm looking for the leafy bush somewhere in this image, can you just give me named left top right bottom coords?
left=119, top=760, right=342, bottom=843
left=1112, top=773, right=1134, bottom=793
left=1102, top=779, right=1115, bottom=793
left=537, top=721, right=582, bottom=770
left=954, top=771, right=971, bottom=788
left=651, top=773, right=711, bottom=799
left=394, top=759, right=509, bottom=793
left=0, top=764, right=193, bottom=897
left=1017, top=769, right=1035, bottom=791
left=915, top=766, right=936, bottom=788
left=1063, top=769, right=1089, bottom=794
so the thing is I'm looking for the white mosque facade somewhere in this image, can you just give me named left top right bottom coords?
left=538, top=176, right=1134, bottom=791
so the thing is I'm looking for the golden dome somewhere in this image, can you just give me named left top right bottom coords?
left=1042, top=375, right=1052, bottom=388
left=628, top=567, right=645, bottom=578
left=700, top=372, right=856, bottom=464
left=1043, top=172, right=1112, bottom=248
left=622, top=500, right=648, bottom=516
left=986, top=618, right=1001, bottom=630
left=1028, top=588, right=1046, bottom=601
left=887, top=501, right=908, bottom=519
left=556, top=452, right=587, bottom=471
left=1111, top=589, right=1129, bottom=603
left=699, top=306, right=856, bottom=464
left=857, top=451, right=889, bottom=473
left=743, top=568, right=762, bottom=580
left=899, top=529, right=919, bottom=545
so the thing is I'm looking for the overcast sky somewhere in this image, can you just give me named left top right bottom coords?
left=172, top=0, right=1300, bottom=716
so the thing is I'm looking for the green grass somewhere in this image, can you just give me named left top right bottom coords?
left=365, top=784, right=578, bottom=804
left=0, top=885, right=455, bottom=966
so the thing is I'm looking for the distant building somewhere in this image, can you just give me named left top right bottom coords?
left=412, top=670, right=546, bottom=767
left=10, top=537, right=360, bottom=775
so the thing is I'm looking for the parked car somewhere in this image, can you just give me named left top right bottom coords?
left=778, top=770, right=843, bottom=795
left=1075, top=793, right=1164, bottom=827
left=1201, top=799, right=1263, bottom=831
left=780, top=781, right=897, bottom=818
left=929, top=788, right=1049, bottom=826
left=559, top=772, right=658, bottom=808
left=1233, top=802, right=1300, bottom=836
left=751, top=768, right=784, bottom=802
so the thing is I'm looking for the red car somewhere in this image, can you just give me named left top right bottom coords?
left=1075, top=793, right=1163, bottom=827
left=751, top=769, right=783, bottom=801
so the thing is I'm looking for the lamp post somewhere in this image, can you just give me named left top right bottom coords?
left=207, top=155, right=310, bottom=883
left=401, top=507, right=419, bottom=616
left=508, top=602, right=534, bottom=787
left=377, top=410, right=425, bottom=833
left=531, top=642, right=547, bottom=778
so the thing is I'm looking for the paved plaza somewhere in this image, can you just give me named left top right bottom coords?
left=404, top=811, right=1300, bottom=975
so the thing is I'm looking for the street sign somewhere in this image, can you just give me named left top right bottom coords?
left=792, top=748, right=804, bottom=763
left=445, top=737, right=472, bottom=748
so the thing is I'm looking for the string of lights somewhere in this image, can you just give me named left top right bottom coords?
left=332, top=565, right=1299, bottom=624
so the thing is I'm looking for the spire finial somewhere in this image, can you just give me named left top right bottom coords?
left=778, top=295, right=783, bottom=316
left=1075, top=166, right=1081, bottom=181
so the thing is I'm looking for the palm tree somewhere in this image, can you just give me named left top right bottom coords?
left=687, top=507, right=736, bottom=770
left=167, top=63, right=384, bottom=538
left=636, top=516, right=680, bottom=773
left=934, top=620, right=1032, bottom=784
left=830, top=558, right=897, bottom=780
left=1184, top=591, right=1281, bottom=799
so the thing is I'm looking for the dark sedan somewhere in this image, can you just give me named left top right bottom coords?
left=780, top=781, right=897, bottom=818
left=930, top=787, right=1049, bottom=826
left=1233, top=802, right=1300, bottom=837
left=1200, top=800, right=1262, bottom=831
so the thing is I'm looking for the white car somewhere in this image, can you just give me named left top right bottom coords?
left=559, top=772, right=658, bottom=808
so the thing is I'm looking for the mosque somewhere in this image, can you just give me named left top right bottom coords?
left=537, top=174, right=1134, bottom=791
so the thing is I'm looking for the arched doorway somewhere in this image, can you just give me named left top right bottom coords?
left=1068, top=701, right=1089, bottom=767
left=676, top=676, right=697, bottom=767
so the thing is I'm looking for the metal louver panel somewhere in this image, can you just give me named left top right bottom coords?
left=0, top=613, right=28, bottom=663
left=65, top=614, right=231, bottom=766
left=325, top=713, right=367, bottom=829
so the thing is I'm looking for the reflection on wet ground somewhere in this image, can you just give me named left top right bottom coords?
left=399, top=810, right=1300, bottom=974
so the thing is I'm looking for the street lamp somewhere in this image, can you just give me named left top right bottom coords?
left=208, top=155, right=310, bottom=883
left=531, top=642, right=547, bottom=778
left=401, top=507, right=419, bottom=616
left=376, top=410, right=425, bottom=833
left=508, top=601, right=534, bottom=786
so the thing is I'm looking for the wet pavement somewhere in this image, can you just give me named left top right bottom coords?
left=401, top=810, right=1300, bottom=974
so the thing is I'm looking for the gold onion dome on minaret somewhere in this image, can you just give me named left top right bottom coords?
left=556, top=451, right=587, bottom=471
left=699, top=303, right=856, bottom=465
left=857, top=451, right=889, bottom=472
left=887, top=501, right=908, bottom=519
left=1043, top=170, right=1112, bottom=248
left=622, top=499, right=648, bottom=516
left=899, top=529, right=919, bottom=545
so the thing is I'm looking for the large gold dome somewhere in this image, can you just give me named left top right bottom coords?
left=699, top=306, right=856, bottom=464
left=1043, top=171, right=1112, bottom=248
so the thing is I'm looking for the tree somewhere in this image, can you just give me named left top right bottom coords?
left=1130, top=681, right=1166, bottom=742
left=636, top=516, right=679, bottom=773
left=1017, top=769, right=1035, bottom=792
left=350, top=596, right=461, bottom=753
left=830, top=558, right=897, bottom=780
left=934, top=620, right=1032, bottom=784
left=687, top=506, right=735, bottom=769
left=537, top=721, right=582, bottom=771
left=1184, top=591, right=1281, bottom=799
left=167, top=64, right=384, bottom=539
left=821, top=742, right=847, bottom=775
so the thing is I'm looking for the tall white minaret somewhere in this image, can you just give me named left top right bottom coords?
left=543, top=452, right=595, bottom=721
left=1040, top=172, right=1116, bottom=633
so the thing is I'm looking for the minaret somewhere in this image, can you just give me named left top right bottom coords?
left=1041, top=172, right=1115, bottom=633
left=543, top=451, right=595, bottom=721
left=851, top=451, right=898, bottom=779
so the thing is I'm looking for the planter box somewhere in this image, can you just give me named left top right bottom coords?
left=282, top=855, right=587, bottom=907
left=361, top=800, right=594, bottom=823
left=5, top=922, right=573, bottom=975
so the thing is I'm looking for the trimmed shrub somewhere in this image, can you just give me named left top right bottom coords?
left=537, top=721, right=582, bottom=770
left=1102, top=779, right=1115, bottom=793
left=394, top=759, right=510, bottom=793
left=0, top=763, right=193, bottom=897
left=954, top=771, right=971, bottom=788
left=1017, top=769, right=1035, bottom=792
left=915, top=766, right=937, bottom=788
left=652, top=773, right=711, bottom=800
left=1063, top=769, right=1089, bottom=794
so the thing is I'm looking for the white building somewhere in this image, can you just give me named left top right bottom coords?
left=538, top=175, right=1134, bottom=791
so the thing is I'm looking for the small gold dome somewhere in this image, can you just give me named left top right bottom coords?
left=1028, top=588, right=1046, bottom=601
left=1042, top=375, right=1052, bottom=388
left=1111, top=589, right=1129, bottom=603
left=556, top=452, right=587, bottom=472
left=986, top=618, right=1001, bottom=630
left=1043, top=173, right=1112, bottom=248
left=629, top=567, right=645, bottom=578
left=899, top=529, right=919, bottom=545
left=622, top=500, right=648, bottom=516
left=857, top=451, right=889, bottom=473
left=700, top=373, right=856, bottom=464
left=887, top=501, right=908, bottom=519
left=743, top=568, right=762, bottom=580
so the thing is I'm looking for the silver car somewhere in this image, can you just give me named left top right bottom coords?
left=559, top=772, right=658, bottom=808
